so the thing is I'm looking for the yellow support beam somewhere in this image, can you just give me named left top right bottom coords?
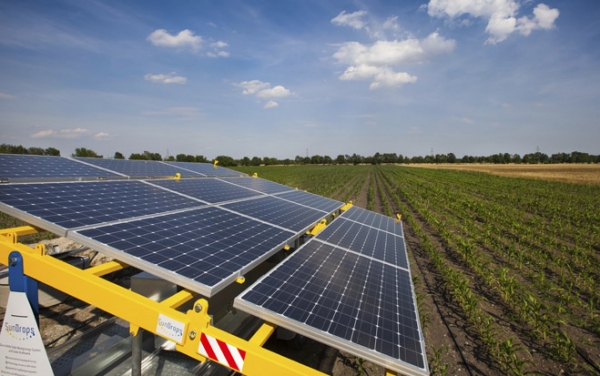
left=0, top=225, right=41, bottom=237
left=306, top=219, right=327, bottom=236
left=340, top=201, right=353, bottom=211
left=0, top=228, right=326, bottom=376
left=84, top=260, right=128, bottom=277
left=248, top=322, right=276, bottom=347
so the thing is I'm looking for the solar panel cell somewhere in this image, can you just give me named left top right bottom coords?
left=75, top=158, right=184, bottom=177
left=220, top=177, right=293, bottom=194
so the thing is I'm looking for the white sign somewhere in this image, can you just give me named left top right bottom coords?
left=0, top=291, right=54, bottom=375
left=155, top=313, right=185, bottom=344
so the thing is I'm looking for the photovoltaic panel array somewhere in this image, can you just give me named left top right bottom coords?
left=0, top=166, right=339, bottom=296
left=71, top=206, right=295, bottom=295
left=0, top=154, right=119, bottom=181
left=223, top=196, right=328, bottom=232
left=235, top=207, right=428, bottom=375
left=74, top=158, right=191, bottom=178
left=219, top=177, right=293, bottom=195
left=162, top=161, right=242, bottom=177
left=0, top=181, right=203, bottom=236
left=149, top=179, right=264, bottom=204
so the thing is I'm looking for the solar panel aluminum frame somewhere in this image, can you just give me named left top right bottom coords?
left=67, top=211, right=299, bottom=297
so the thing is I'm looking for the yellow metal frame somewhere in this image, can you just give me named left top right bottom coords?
left=0, top=226, right=326, bottom=376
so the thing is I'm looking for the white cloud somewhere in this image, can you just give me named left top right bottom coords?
left=31, top=128, right=89, bottom=139
left=256, top=85, right=292, bottom=98
left=426, top=0, right=559, bottom=44
left=263, top=101, right=279, bottom=109
left=235, top=80, right=270, bottom=95
left=331, top=10, right=367, bottom=29
left=144, top=72, right=187, bottom=84
left=383, top=16, right=401, bottom=31
left=207, top=50, right=230, bottom=58
left=461, top=117, right=475, bottom=124
left=94, top=132, right=110, bottom=140
left=0, top=92, right=16, bottom=99
left=211, top=41, right=228, bottom=48
left=147, top=29, right=202, bottom=51
left=333, top=32, right=455, bottom=89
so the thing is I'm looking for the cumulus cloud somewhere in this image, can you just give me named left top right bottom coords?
left=263, top=101, right=279, bottom=109
left=94, top=132, right=110, bottom=140
left=234, top=80, right=293, bottom=108
left=235, top=80, right=270, bottom=95
left=0, top=92, right=16, bottom=99
left=331, top=10, right=368, bottom=29
left=426, top=0, right=559, bottom=44
left=31, top=128, right=89, bottom=139
left=256, top=85, right=292, bottom=98
left=207, top=40, right=230, bottom=58
left=333, top=32, right=455, bottom=89
left=144, top=72, right=187, bottom=84
left=147, top=29, right=202, bottom=50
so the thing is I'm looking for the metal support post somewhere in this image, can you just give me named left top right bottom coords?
left=132, top=329, right=143, bottom=376
left=8, top=251, right=39, bottom=323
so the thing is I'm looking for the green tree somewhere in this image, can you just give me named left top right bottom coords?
left=28, top=147, right=45, bottom=155
left=45, top=147, right=60, bottom=156
left=114, top=151, right=125, bottom=159
left=73, top=148, right=102, bottom=158
left=214, top=155, right=236, bottom=167
left=336, top=154, right=346, bottom=164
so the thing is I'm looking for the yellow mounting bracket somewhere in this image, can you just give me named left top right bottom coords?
left=236, top=276, right=246, bottom=284
left=340, top=201, right=353, bottom=212
left=213, top=160, right=219, bottom=169
left=396, top=214, right=402, bottom=223
left=307, top=219, right=327, bottom=236
left=170, top=172, right=181, bottom=180
left=283, top=245, right=290, bottom=251
left=253, top=173, right=258, bottom=178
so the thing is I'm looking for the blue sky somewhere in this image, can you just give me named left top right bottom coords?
left=0, top=0, right=598, bottom=159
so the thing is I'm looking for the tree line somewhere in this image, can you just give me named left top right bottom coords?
left=1, top=143, right=599, bottom=166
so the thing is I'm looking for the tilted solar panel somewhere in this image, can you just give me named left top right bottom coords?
left=0, top=180, right=203, bottom=236
left=219, top=177, right=293, bottom=195
left=74, top=158, right=186, bottom=178
left=222, top=196, right=328, bottom=232
left=149, top=178, right=264, bottom=204
left=315, top=216, right=408, bottom=269
left=235, top=239, right=428, bottom=375
left=0, top=154, right=119, bottom=181
left=162, top=162, right=242, bottom=177
left=71, top=206, right=295, bottom=296
left=276, top=190, right=343, bottom=213
left=234, top=207, right=428, bottom=375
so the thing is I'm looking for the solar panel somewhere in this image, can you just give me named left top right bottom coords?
left=235, top=239, right=428, bottom=375
left=276, top=190, right=343, bottom=213
left=315, top=216, right=408, bottom=269
left=75, top=158, right=186, bottom=178
left=71, top=206, right=295, bottom=296
left=162, top=162, right=242, bottom=177
left=0, top=181, right=203, bottom=235
left=220, top=177, right=293, bottom=195
left=148, top=178, right=263, bottom=204
left=222, top=196, right=328, bottom=232
left=342, top=206, right=404, bottom=237
left=0, top=154, right=119, bottom=181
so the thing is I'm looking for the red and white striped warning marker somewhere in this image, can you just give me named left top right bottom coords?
left=198, top=333, right=246, bottom=372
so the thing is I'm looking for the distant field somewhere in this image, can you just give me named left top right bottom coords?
left=409, top=163, right=600, bottom=185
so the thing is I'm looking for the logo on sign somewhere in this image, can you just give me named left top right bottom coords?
left=156, top=314, right=185, bottom=343
left=4, top=322, right=36, bottom=341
